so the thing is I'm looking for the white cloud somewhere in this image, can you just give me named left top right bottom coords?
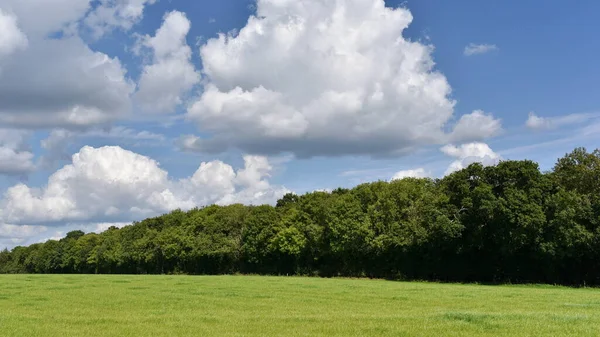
left=1, top=0, right=155, bottom=39
left=0, top=8, right=28, bottom=57
left=40, top=126, right=165, bottom=168
left=0, top=147, right=35, bottom=174
left=0, top=223, right=48, bottom=249
left=135, top=10, right=200, bottom=113
left=0, top=129, right=35, bottom=175
left=0, top=223, right=47, bottom=239
left=450, top=110, right=502, bottom=142
left=0, top=129, right=30, bottom=150
left=525, top=112, right=551, bottom=130
left=0, top=37, right=134, bottom=129
left=0, top=146, right=289, bottom=226
left=0, top=0, right=92, bottom=38
left=0, top=146, right=171, bottom=224
left=525, top=111, right=599, bottom=131
left=464, top=43, right=498, bottom=56
left=84, top=0, right=157, bottom=38
left=0, top=0, right=163, bottom=130
left=187, top=0, right=463, bottom=157
left=391, top=168, right=430, bottom=181
left=441, top=142, right=501, bottom=175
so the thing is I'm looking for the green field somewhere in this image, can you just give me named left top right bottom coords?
left=0, top=275, right=599, bottom=336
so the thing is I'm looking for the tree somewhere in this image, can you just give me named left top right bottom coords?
left=2, top=147, right=600, bottom=286
left=553, top=147, right=600, bottom=195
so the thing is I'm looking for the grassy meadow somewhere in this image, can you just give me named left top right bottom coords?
left=0, top=275, right=599, bottom=336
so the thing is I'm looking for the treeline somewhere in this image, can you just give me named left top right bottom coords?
left=1, top=148, right=600, bottom=286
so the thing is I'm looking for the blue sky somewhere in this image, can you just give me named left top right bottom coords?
left=0, top=0, right=599, bottom=248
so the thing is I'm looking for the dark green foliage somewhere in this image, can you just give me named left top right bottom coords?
left=2, top=148, right=600, bottom=286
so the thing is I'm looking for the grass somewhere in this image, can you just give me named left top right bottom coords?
left=1, top=275, right=599, bottom=336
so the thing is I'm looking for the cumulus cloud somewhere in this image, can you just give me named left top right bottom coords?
left=84, top=0, right=157, bottom=38
left=2, top=0, right=154, bottom=38
left=0, top=0, right=162, bottom=130
left=0, top=223, right=48, bottom=249
left=0, top=148, right=35, bottom=175
left=0, top=129, right=35, bottom=175
left=450, top=110, right=502, bottom=142
left=391, top=168, right=430, bottom=181
left=525, top=111, right=599, bottom=131
left=0, top=37, right=134, bottom=129
left=0, top=223, right=47, bottom=239
left=135, top=11, right=200, bottom=113
left=185, top=0, right=485, bottom=158
left=0, top=8, right=28, bottom=57
left=0, top=146, right=289, bottom=226
left=0, top=0, right=92, bottom=38
left=441, top=142, right=501, bottom=175
left=464, top=43, right=498, bottom=56
left=39, top=126, right=166, bottom=169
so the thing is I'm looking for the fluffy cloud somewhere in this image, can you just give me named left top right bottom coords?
left=0, top=8, right=27, bottom=57
left=0, top=223, right=48, bottom=248
left=135, top=11, right=200, bottom=113
left=0, top=223, right=47, bottom=239
left=0, top=0, right=160, bottom=130
left=0, top=148, right=35, bottom=175
left=0, top=129, right=35, bottom=174
left=0, top=146, right=171, bottom=224
left=0, top=37, right=134, bottom=129
left=450, top=110, right=502, bottom=142
left=391, top=168, right=430, bottom=181
left=40, top=127, right=165, bottom=169
left=0, top=146, right=289, bottom=226
left=1, top=0, right=154, bottom=38
left=441, top=142, right=501, bottom=175
left=186, top=0, right=500, bottom=158
left=0, top=0, right=92, bottom=38
left=84, top=0, right=157, bottom=38
left=464, top=43, right=498, bottom=56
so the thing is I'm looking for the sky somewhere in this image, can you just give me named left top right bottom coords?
left=0, top=0, right=599, bottom=249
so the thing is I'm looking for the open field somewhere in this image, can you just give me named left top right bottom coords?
left=0, top=275, right=599, bottom=336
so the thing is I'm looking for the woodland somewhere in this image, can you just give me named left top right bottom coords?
left=2, top=147, right=599, bottom=286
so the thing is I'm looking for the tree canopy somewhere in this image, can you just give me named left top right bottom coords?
left=2, top=147, right=600, bottom=286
